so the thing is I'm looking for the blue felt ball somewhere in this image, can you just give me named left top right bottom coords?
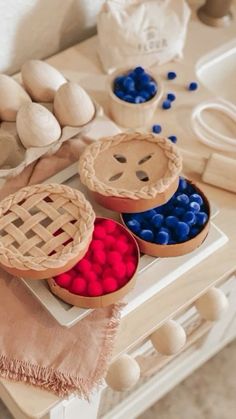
left=175, top=194, right=190, bottom=206
left=134, top=66, right=145, bottom=76
left=115, top=90, right=125, bottom=100
left=173, top=206, right=185, bottom=217
left=178, top=177, right=188, bottom=192
left=143, top=209, right=157, bottom=219
left=155, top=231, right=169, bottom=245
left=146, top=81, right=157, bottom=96
left=175, top=222, right=190, bottom=237
left=123, top=77, right=135, bottom=92
left=167, top=92, right=176, bottom=102
left=152, top=124, right=162, bottom=134
left=176, top=234, right=188, bottom=243
left=165, top=216, right=179, bottom=228
left=123, top=94, right=134, bottom=103
left=151, top=213, right=164, bottom=228
left=189, top=226, right=200, bottom=238
left=162, top=99, right=171, bottom=110
left=139, top=90, right=151, bottom=101
left=140, top=229, right=154, bottom=242
left=196, top=212, right=208, bottom=226
left=114, top=76, right=125, bottom=88
left=127, top=219, right=141, bottom=233
left=159, top=227, right=170, bottom=234
left=189, top=201, right=201, bottom=213
left=139, top=73, right=151, bottom=85
left=188, top=82, right=198, bottom=91
left=189, top=193, right=203, bottom=206
left=168, top=135, right=177, bottom=143
left=167, top=71, right=177, bottom=80
left=134, top=96, right=146, bottom=104
left=182, top=211, right=196, bottom=226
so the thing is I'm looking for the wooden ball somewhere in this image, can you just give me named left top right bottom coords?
left=150, top=320, right=186, bottom=355
left=195, top=287, right=229, bottom=321
left=105, top=354, right=140, bottom=391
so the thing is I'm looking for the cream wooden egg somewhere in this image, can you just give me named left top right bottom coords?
left=21, top=60, right=66, bottom=102
left=16, top=103, right=61, bottom=148
left=0, top=74, right=31, bottom=122
left=53, top=81, right=95, bottom=127
left=105, top=354, right=140, bottom=392
left=150, top=320, right=186, bottom=355
left=195, top=287, right=229, bottom=321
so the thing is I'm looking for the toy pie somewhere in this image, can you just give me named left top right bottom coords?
left=122, top=178, right=210, bottom=257
left=48, top=217, right=139, bottom=308
left=0, top=183, right=95, bottom=279
left=79, top=132, right=182, bottom=213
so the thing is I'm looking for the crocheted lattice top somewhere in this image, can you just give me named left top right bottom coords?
left=0, top=183, right=95, bottom=271
left=79, top=132, right=182, bottom=200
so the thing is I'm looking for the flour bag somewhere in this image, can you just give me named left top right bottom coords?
left=97, top=0, right=191, bottom=73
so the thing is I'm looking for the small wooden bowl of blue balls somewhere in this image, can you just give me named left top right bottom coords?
left=121, top=178, right=210, bottom=257
left=108, top=66, right=163, bottom=128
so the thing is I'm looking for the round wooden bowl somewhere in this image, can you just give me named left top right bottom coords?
left=108, top=67, right=163, bottom=128
left=0, top=183, right=95, bottom=279
left=121, top=181, right=211, bottom=257
left=48, top=217, right=140, bottom=308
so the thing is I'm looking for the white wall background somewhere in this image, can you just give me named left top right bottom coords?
left=0, top=0, right=104, bottom=74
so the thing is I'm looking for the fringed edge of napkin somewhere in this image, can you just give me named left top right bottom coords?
left=0, top=303, right=124, bottom=398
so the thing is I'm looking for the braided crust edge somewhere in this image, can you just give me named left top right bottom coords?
left=0, top=183, right=95, bottom=271
left=79, top=132, right=182, bottom=200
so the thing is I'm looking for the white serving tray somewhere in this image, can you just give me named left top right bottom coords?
left=21, top=167, right=227, bottom=328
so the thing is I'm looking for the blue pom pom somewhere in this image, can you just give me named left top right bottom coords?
left=189, top=193, right=203, bottom=206
left=189, top=226, right=200, bottom=238
left=134, top=66, right=145, bottom=76
left=140, top=229, right=154, bottom=242
left=175, top=222, right=190, bottom=237
left=134, top=96, right=145, bottom=104
left=165, top=216, right=179, bottom=228
left=152, top=124, right=162, bottom=134
left=139, top=90, right=151, bottom=101
left=159, top=227, right=170, bottom=234
left=139, top=73, right=151, bottom=85
left=114, top=76, right=125, bottom=89
left=168, top=135, right=177, bottom=143
left=123, top=77, right=135, bottom=92
left=127, top=219, right=141, bottom=233
left=155, top=231, right=169, bottom=244
left=188, top=82, right=198, bottom=91
left=182, top=211, right=196, bottom=226
left=189, top=202, right=201, bottom=213
left=146, top=81, right=157, bottom=96
left=168, top=239, right=177, bottom=244
left=175, top=194, right=190, bottom=206
left=167, top=92, right=176, bottom=101
left=178, top=177, right=188, bottom=192
left=162, top=99, right=171, bottom=110
left=115, top=90, right=125, bottom=100
left=143, top=209, right=156, bottom=219
left=167, top=71, right=177, bottom=80
left=196, top=212, right=208, bottom=226
left=173, top=206, right=185, bottom=217
left=151, top=214, right=164, bottom=228
left=123, top=94, right=134, bottom=103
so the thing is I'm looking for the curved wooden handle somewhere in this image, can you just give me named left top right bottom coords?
left=195, top=287, right=229, bottom=321
left=150, top=320, right=186, bottom=355
left=105, top=354, right=140, bottom=392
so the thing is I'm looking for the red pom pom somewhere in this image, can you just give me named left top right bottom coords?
left=107, top=251, right=122, bottom=266
left=116, top=240, right=129, bottom=254
left=75, top=259, right=92, bottom=273
left=85, top=271, right=97, bottom=282
left=116, top=233, right=128, bottom=242
left=104, top=235, right=116, bottom=249
left=124, top=255, right=137, bottom=265
left=126, top=261, right=136, bottom=277
left=117, top=276, right=128, bottom=288
left=102, top=277, right=118, bottom=293
left=113, top=262, right=126, bottom=280
left=90, top=240, right=104, bottom=252
left=69, top=277, right=87, bottom=295
left=93, top=250, right=106, bottom=265
left=54, top=273, right=72, bottom=288
left=103, top=268, right=113, bottom=279
left=93, top=264, right=102, bottom=276
left=102, top=219, right=117, bottom=234
left=88, top=281, right=103, bottom=297
left=93, top=226, right=106, bottom=240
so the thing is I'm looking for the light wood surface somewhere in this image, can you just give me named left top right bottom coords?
left=1, top=2, right=236, bottom=416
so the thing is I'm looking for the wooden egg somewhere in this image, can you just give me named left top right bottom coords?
left=150, top=320, right=186, bottom=355
left=16, top=103, right=61, bottom=148
left=53, top=81, right=95, bottom=127
left=195, top=287, right=229, bottom=321
left=0, top=74, right=31, bottom=122
left=105, top=354, right=140, bottom=392
left=21, top=60, right=66, bottom=102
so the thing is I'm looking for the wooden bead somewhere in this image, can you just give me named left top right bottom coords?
left=195, top=287, right=229, bottom=321
left=150, top=320, right=186, bottom=355
left=105, top=354, right=140, bottom=392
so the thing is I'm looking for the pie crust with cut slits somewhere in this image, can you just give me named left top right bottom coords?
left=0, top=183, right=95, bottom=279
left=79, top=132, right=182, bottom=212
